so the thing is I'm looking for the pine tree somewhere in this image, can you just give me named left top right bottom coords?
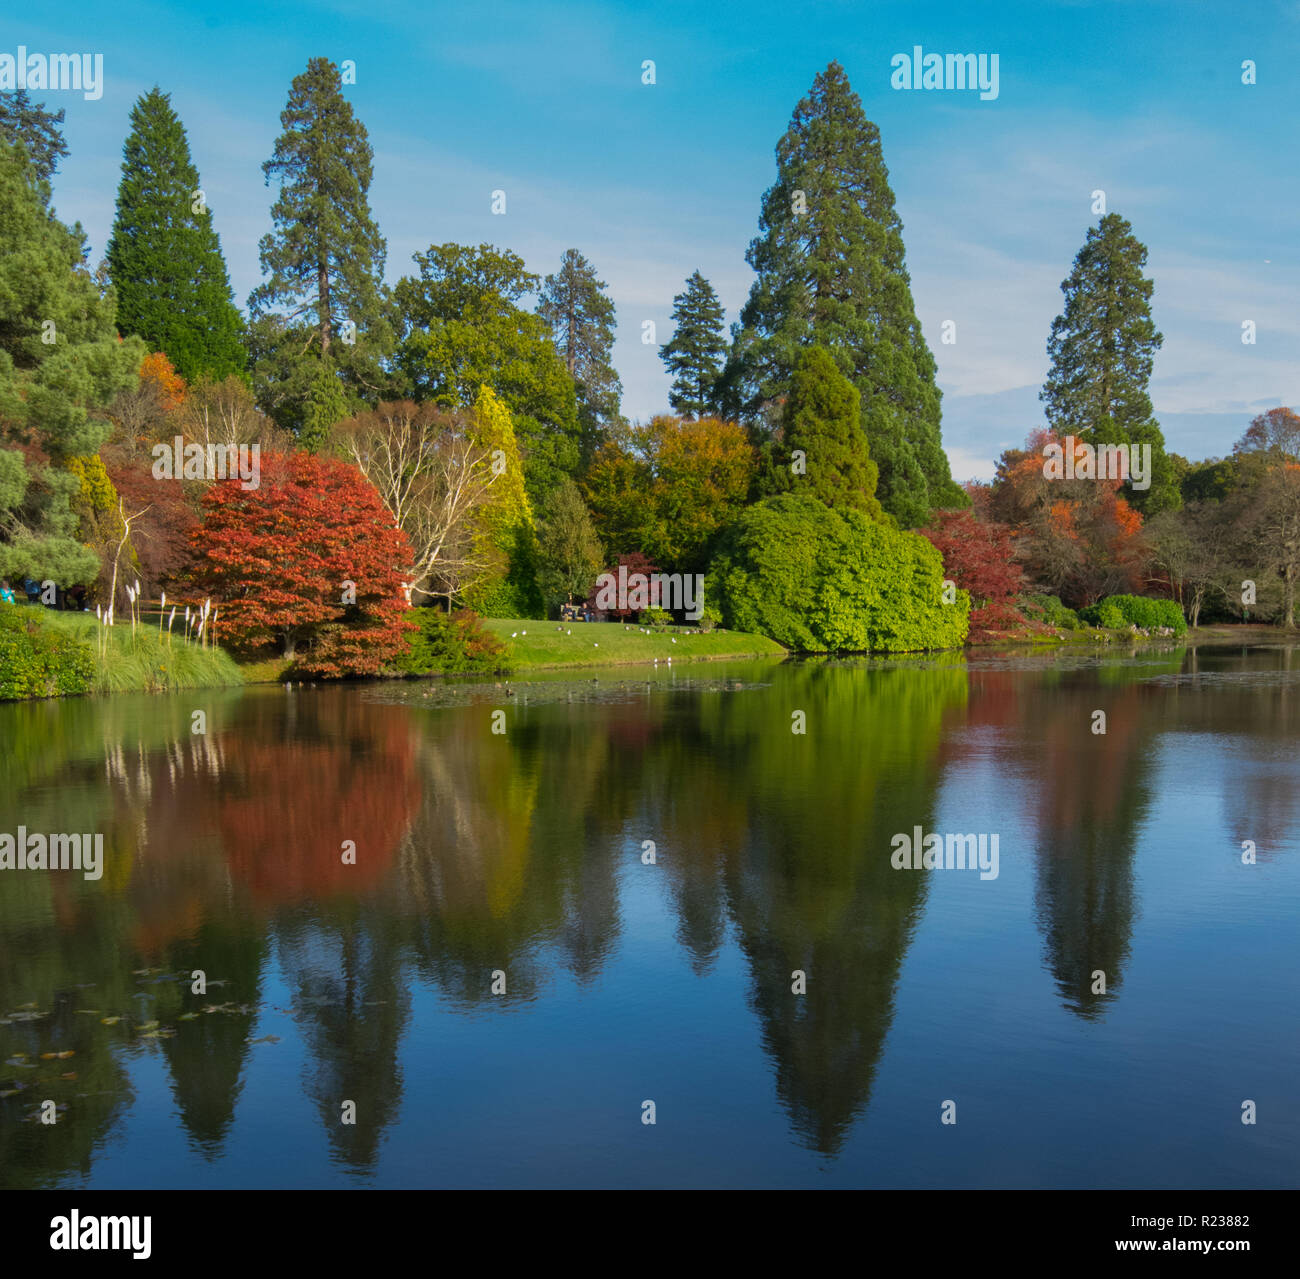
left=660, top=271, right=727, bottom=418
left=769, top=346, right=881, bottom=517
left=0, top=141, right=145, bottom=585
left=1041, top=213, right=1176, bottom=513
left=0, top=89, right=68, bottom=189
left=106, top=88, right=245, bottom=383
left=248, top=58, right=390, bottom=426
left=538, top=249, right=621, bottom=454
left=726, top=61, right=962, bottom=526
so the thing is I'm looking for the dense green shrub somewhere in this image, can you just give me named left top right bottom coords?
left=642, top=607, right=672, bottom=629
left=1081, top=598, right=1126, bottom=629
left=710, top=494, right=970, bottom=652
left=0, top=604, right=97, bottom=699
left=1021, top=593, right=1080, bottom=630
left=1079, top=594, right=1187, bottom=635
left=395, top=607, right=512, bottom=675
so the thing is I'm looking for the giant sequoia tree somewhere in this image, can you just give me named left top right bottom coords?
left=107, top=88, right=245, bottom=382
left=248, top=59, right=391, bottom=434
left=1041, top=213, right=1175, bottom=513
left=726, top=61, right=962, bottom=526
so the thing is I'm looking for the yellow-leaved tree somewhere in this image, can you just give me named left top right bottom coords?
left=464, top=386, right=542, bottom=617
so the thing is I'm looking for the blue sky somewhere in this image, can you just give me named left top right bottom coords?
left=7, top=0, right=1299, bottom=478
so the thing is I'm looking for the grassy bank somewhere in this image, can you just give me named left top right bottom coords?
left=1, top=605, right=243, bottom=697
left=480, top=618, right=786, bottom=670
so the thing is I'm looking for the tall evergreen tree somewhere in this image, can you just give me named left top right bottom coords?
left=536, top=476, right=602, bottom=610
left=248, top=58, right=391, bottom=432
left=660, top=270, right=727, bottom=418
left=0, top=89, right=68, bottom=190
left=106, top=88, right=245, bottom=382
left=763, top=346, right=881, bottom=517
left=537, top=249, right=622, bottom=452
left=0, top=141, right=145, bottom=585
left=726, top=61, right=962, bottom=526
left=1041, top=212, right=1176, bottom=513
left=299, top=359, right=349, bottom=454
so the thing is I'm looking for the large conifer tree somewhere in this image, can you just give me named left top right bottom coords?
left=0, top=89, right=68, bottom=191
left=106, top=88, right=245, bottom=382
left=726, top=61, right=962, bottom=526
left=770, top=346, right=881, bottom=517
left=660, top=270, right=727, bottom=418
left=538, top=249, right=622, bottom=454
left=0, top=142, right=145, bottom=584
left=1041, top=212, right=1176, bottom=513
left=248, top=58, right=391, bottom=434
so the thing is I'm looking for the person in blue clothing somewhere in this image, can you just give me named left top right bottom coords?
left=0, top=579, right=15, bottom=604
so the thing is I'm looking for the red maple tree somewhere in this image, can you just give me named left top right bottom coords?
left=585, top=551, right=661, bottom=620
left=189, top=452, right=415, bottom=676
left=920, top=507, right=1028, bottom=640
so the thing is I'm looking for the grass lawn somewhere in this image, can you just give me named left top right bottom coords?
left=480, top=618, right=786, bottom=670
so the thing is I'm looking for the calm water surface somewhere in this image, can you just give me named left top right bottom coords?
left=1, top=643, right=1296, bottom=1188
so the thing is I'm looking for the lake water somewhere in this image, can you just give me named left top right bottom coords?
left=1, top=643, right=1296, bottom=1188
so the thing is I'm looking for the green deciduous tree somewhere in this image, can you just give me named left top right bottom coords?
left=725, top=61, right=962, bottom=526
left=106, top=88, right=245, bottom=382
left=394, top=243, right=580, bottom=505
left=582, top=416, right=755, bottom=571
left=1041, top=212, right=1176, bottom=514
left=660, top=270, right=727, bottom=419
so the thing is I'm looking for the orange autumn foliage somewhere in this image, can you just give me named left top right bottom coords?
left=139, top=350, right=187, bottom=412
left=987, top=428, right=1147, bottom=607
